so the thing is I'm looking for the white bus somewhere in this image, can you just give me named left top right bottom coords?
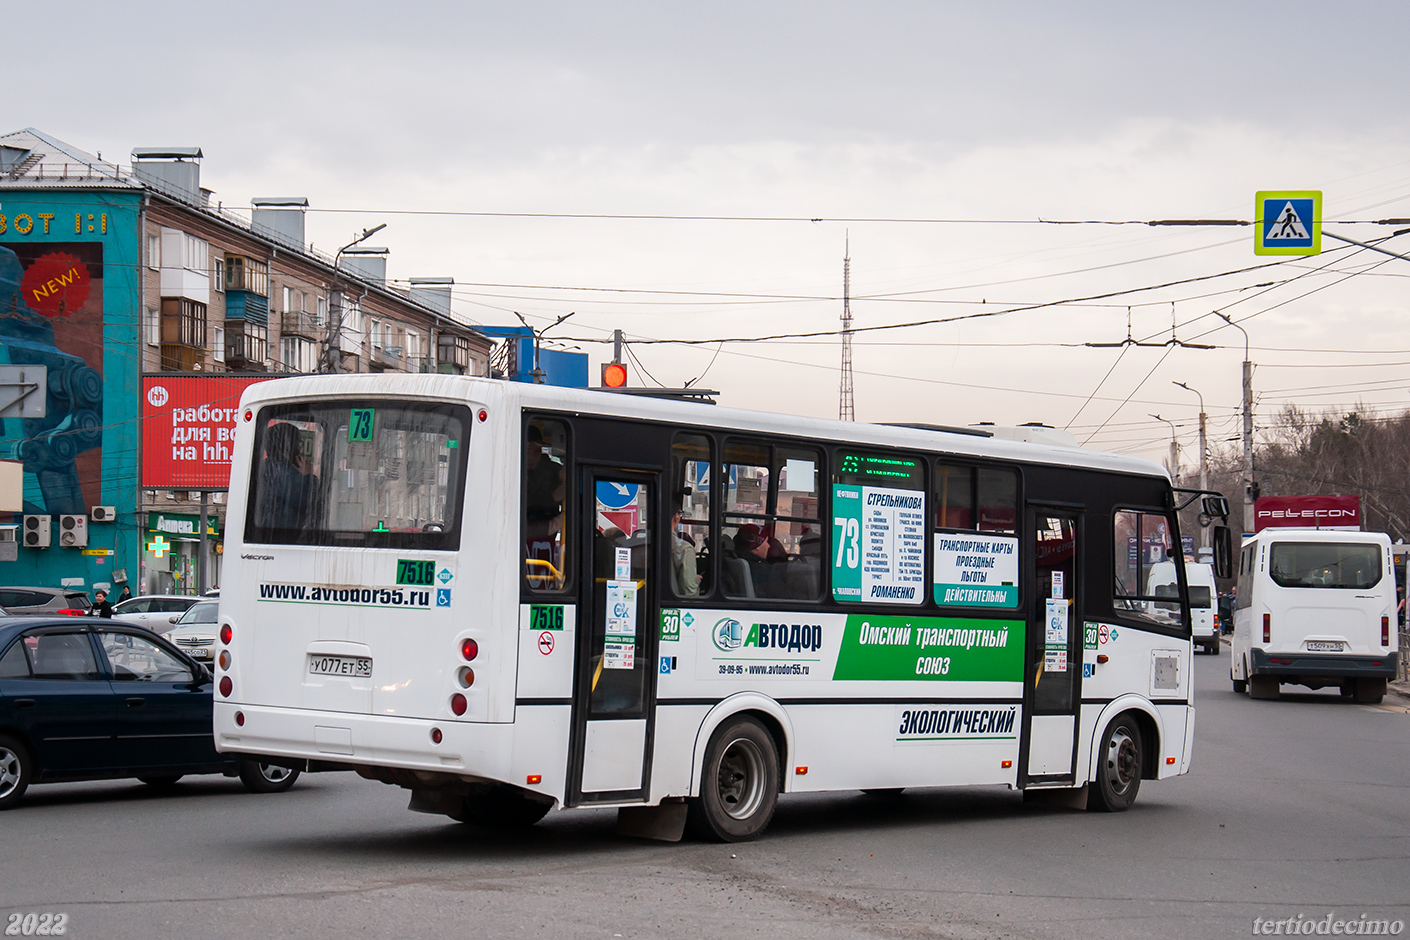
left=214, top=375, right=1231, bottom=841
left=1230, top=528, right=1397, bottom=703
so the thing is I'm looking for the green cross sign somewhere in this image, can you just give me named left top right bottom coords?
left=147, top=534, right=171, bottom=558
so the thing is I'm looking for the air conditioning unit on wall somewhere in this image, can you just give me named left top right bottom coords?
left=91, top=506, right=117, bottom=522
left=24, top=515, right=51, bottom=548
left=59, top=514, right=88, bottom=548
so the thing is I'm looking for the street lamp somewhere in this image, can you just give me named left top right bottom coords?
left=1150, top=413, right=1180, bottom=484
left=1173, top=380, right=1209, bottom=547
left=1216, top=311, right=1255, bottom=534
left=323, top=223, right=388, bottom=374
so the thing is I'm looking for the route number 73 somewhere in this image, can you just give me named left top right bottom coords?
left=833, top=517, right=860, bottom=569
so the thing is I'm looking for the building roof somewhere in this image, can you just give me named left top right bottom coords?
left=0, top=128, right=137, bottom=189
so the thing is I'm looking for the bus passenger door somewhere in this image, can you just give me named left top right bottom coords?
left=1022, top=509, right=1083, bottom=786
left=567, top=470, right=658, bottom=805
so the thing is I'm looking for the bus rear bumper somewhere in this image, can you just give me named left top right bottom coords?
left=213, top=701, right=569, bottom=802
left=1248, top=649, right=1397, bottom=682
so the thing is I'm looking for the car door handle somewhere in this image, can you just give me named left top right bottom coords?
left=126, top=697, right=146, bottom=708
left=14, top=699, right=36, bottom=709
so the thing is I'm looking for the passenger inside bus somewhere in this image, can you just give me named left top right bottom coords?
left=671, top=506, right=702, bottom=597
left=524, top=423, right=566, bottom=587
left=257, top=421, right=319, bottom=530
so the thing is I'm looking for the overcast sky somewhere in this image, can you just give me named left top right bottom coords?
left=10, top=1, right=1410, bottom=470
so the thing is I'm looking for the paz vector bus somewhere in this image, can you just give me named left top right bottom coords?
left=213, top=375, right=1232, bottom=841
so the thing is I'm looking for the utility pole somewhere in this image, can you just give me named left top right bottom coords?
left=1151, top=413, right=1180, bottom=484
left=1217, top=311, right=1255, bottom=534
left=1173, top=380, right=1209, bottom=548
left=323, top=223, right=387, bottom=374
left=839, top=233, right=855, bottom=421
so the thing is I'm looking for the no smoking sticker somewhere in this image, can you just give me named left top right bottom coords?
left=538, top=631, right=555, bottom=655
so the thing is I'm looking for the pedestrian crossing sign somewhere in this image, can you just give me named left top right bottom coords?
left=1255, top=190, right=1321, bottom=255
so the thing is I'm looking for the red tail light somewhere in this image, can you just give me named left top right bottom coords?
left=1262, top=613, right=1271, bottom=644
left=460, top=638, right=478, bottom=661
left=58, top=609, right=87, bottom=617
left=220, top=624, right=233, bottom=645
left=450, top=693, right=467, bottom=716
left=1382, top=616, right=1389, bottom=647
left=219, top=676, right=232, bottom=697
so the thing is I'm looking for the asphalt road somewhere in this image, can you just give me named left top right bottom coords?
left=3, top=651, right=1407, bottom=940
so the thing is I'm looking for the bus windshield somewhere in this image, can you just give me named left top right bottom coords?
left=244, top=400, right=471, bottom=549
left=1268, top=542, right=1382, bottom=589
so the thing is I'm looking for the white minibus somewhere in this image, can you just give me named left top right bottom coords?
left=1231, top=529, right=1397, bottom=703
left=212, top=375, right=1233, bottom=840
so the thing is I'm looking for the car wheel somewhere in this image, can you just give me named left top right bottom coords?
left=0, top=735, right=32, bottom=811
left=1354, top=678, right=1386, bottom=705
left=687, top=716, right=779, bottom=842
left=137, top=774, right=184, bottom=787
left=454, top=786, right=554, bottom=828
left=238, top=760, right=301, bottom=793
left=1232, top=675, right=1247, bottom=694
left=1249, top=676, right=1280, bottom=700
left=1087, top=714, right=1142, bottom=813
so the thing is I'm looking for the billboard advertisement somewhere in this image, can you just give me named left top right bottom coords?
left=1254, top=495, right=1361, bottom=532
left=0, top=190, right=142, bottom=590
left=142, top=374, right=277, bottom=489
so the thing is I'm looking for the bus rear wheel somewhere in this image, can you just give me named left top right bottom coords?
left=1249, top=676, right=1280, bottom=700
left=688, top=716, right=779, bottom=842
left=1088, top=715, right=1142, bottom=813
left=1353, top=678, right=1386, bottom=705
left=455, top=786, right=553, bottom=829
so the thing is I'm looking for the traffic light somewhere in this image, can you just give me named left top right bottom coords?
left=601, top=362, right=628, bottom=389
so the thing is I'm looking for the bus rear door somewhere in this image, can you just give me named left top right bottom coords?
left=566, top=469, right=659, bottom=805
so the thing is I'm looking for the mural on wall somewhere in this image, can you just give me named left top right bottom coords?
left=0, top=242, right=105, bottom=515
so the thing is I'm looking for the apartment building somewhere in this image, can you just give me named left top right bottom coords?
left=0, top=127, right=494, bottom=595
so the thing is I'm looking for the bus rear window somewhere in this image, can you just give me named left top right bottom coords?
left=1268, top=543, right=1381, bottom=589
left=1188, top=586, right=1212, bottom=608
left=245, top=400, right=470, bottom=548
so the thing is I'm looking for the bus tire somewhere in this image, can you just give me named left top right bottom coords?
left=1354, top=678, right=1386, bottom=705
left=1249, top=676, right=1280, bottom=700
left=456, top=786, right=553, bottom=828
left=1231, top=675, right=1247, bottom=694
left=1087, top=714, right=1141, bottom=813
left=688, top=716, right=779, bottom=842
left=238, top=760, right=301, bottom=793
left=0, top=735, right=32, bottom=811
left=137, top=774, right=184, bottom=787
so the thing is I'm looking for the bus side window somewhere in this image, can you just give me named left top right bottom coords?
left=523, top=418, right=570, bottom=592
left=1112, top=509, right=1186, bottom=628
left=671, top=434, right=712, bottom=598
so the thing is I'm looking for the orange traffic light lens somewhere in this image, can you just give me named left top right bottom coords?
left=603, top=363, right=628, bottom=388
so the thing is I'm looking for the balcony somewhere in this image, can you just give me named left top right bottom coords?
left=437, top=333, right=471, bottom=373
left=369, top=344, right=405, bottom=371
left=281, top=308, right=322, bottom=339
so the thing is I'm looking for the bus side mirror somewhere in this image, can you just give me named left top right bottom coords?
left=1202, top=495, right=1230, bottom=520
left=1213, top=525, right=1233, bottom=580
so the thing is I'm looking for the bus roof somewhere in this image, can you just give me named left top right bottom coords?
left=239, top=373, right=1172, bottom=481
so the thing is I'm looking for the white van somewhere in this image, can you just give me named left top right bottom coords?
left=1230, top=529, right=1397, bottom=703
left=1146, top=560, right=1220, bottom=654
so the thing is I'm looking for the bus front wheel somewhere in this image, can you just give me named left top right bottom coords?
left=1088, top=715, right=1142, bottom=813
left=688, top=716, right=779, bottom=842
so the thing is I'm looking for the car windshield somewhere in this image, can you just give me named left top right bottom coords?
left=177, top=602, right=219, bottom=624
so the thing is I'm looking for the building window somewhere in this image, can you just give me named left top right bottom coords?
left=213, top=325, right=225, bottom=363
left=282, top=286, right=292, bottom=313
left=225, top=321, right=268, bottom=367
left=160, top=298, right=207, bottom=347
left=369, top=318, right=382, bottom=348
left=213, top=258, right=224, bottom=292
left=184, top=234, right=208, bottom=271
left=225, top=255, right=269, bottom=295
left=147, top=235, right=160, bottom=270
left=279, top=335, right=318, bottom=374
left=316, top=296, right=326, bottom=326
left=146, top=306, right=160, bottom=346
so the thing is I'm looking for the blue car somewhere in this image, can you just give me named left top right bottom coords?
left=0, top=617, right=298, bottom=809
